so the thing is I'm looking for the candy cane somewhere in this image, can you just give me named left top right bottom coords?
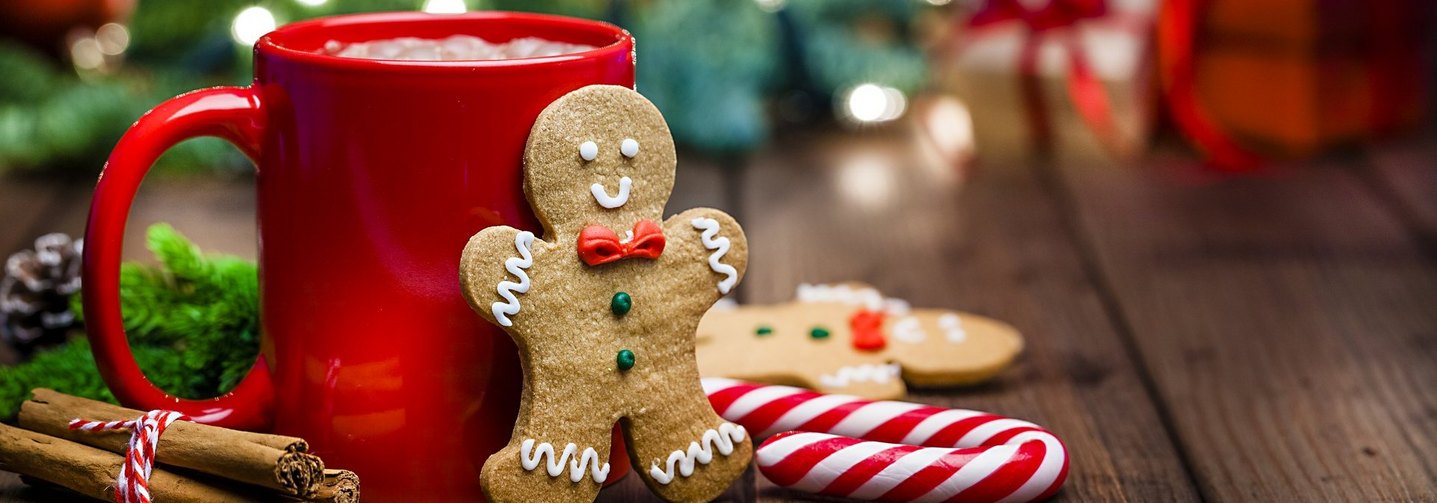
left=703, top=378, right=1068, bottom=503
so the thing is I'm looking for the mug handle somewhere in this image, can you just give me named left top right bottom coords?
left=82, top=86, right=275, bottom=431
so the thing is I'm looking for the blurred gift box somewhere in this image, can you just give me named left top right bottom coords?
left=1191, top=0, right=1428, bottom=157
left=933, top=0, right=1155, bottom=162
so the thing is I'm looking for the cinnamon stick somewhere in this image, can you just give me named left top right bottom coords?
left=313, top=469, right=361, bottom=503
left=0, top=423, right=270, bottom=502
left=19, top=388, right=326, bottom=497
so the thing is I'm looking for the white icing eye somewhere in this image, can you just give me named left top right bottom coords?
left=579, top=141, right=598, bottom=161
left=620, top=138, right=639, bottom=158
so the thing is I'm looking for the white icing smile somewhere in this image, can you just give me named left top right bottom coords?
left=818, top=363, right=902, bottom=388
left=591, top=176, right=632, bottom=209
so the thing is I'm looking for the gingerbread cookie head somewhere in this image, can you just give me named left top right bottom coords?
left=696, top=283, right=1024, bottom=400
left=523, top=85, right=678, bottom=239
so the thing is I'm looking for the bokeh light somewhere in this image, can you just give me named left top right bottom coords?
left=842, top=83, right=908, bottom=124
left=422, top=0, right=467, bottom=14
left=231, top=6, right=277, bottom=46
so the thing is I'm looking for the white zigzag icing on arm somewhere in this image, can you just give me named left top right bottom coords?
left=491, top=231, right=536, bottom=327
left=649, top=423, right=747, bottom=485
left=520, top=438, right=611, bottom=483
left=692, top=218, right=738, bottom=294
left=818, top=363, right=903, bottom=388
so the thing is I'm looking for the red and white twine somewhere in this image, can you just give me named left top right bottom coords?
left=703, top=378, right=1068, bottom=502
left=69, top=410, right=191, bottom=503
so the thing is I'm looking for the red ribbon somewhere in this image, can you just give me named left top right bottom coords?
left=965, top=0, right=1120, bottom=156
left=1156, top=0, right=1263, bottom=170
left=577, top=220, right=666, bottom=266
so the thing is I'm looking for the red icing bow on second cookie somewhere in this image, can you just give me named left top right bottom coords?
left=577, top=220, right=666, bottom=266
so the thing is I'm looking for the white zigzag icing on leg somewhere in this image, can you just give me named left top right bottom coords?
left=491, top=231, right=536, bottom=327
left=649, top=422, right=747, bottom=485
left=519, top=438, right=611, bottom=483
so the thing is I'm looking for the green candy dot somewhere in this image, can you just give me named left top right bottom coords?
left=616, top=349, right=636, bottom=371
left=611, top=292, right=632, bottom=316
left=810, top=326, right=831, bottom=339
left=756, top=325, right=773, bottom=336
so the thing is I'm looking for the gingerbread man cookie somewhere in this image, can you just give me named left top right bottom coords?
left=696, top=283, right=1023, bottom=400
left=460, top=85, right=751, bottom=503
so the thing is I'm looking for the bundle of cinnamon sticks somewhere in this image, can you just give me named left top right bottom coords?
left=0, top=389, right=359, bottom=503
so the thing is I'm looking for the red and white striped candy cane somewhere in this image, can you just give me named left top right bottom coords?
left=69, top=410, right=190, bottom=503
left=703, top=378, right=1067, bottom=503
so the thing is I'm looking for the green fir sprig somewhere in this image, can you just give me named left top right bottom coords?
left=0, top=224, right=259, bottom=417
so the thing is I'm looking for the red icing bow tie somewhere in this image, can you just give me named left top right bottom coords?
left=578, top=220, right=666, bottom=266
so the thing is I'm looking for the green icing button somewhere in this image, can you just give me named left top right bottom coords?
left=756, top=325, right=773, bottom=336
left=809, top=326, right=831, bottom=339
left=616, top=349, right=636, bottom=371
left=611, top=292, right=632, bottom=316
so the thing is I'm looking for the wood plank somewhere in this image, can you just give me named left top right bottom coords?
left=1362, top=133, right=1437, bottom=244
left=42, top=174, right=257, bottom=263
left=1055, top=154, right=1437, bottom=501
left=0, top=472, right=89, bottom=502
left=736, top=127, right=1198, bottom=501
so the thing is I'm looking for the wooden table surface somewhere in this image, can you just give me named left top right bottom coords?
left=1, top=126, right=1435, bottom=502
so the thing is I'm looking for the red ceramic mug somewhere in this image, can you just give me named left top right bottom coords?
left=83, top=12, right=634, bottom=501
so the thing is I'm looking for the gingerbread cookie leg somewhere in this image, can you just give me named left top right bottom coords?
left=623, top=374, right=752, bottom=503
left=481, top=384, right=617, bottom=503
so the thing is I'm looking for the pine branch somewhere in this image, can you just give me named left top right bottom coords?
left=1, top=224, right=259, bottom=418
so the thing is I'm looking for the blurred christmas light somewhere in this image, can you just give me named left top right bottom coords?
left=70, top=37, right=105, bottom=71
left=232, top=6, right=277, bottom=46
left=296, top=0, right=329, bottom=6
left=95, top=24, right=130, bottom=56
left=923, top=96, right=975, bottom=159
left=754, top=0, right=787, bottom=13
left=837, top=153, right=895, bottom=209
left=422, top=0, right=467, bottom=14
left=842, top=83, right=907, bottom=124
left=925, top=0, right=954, bottom=5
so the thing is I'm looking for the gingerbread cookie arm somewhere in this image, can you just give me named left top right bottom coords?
left=460, top=225, right=548, bottom=329
left=663, top=208, right=748, bottom=304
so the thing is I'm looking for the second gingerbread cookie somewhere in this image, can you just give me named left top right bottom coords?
left=460, top=85, right=752, bottom=503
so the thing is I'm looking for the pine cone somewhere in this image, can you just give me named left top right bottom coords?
left=0, top=233, right=82, bottom=356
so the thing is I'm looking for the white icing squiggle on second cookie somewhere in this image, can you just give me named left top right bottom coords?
left=891, top=316, right=927, bottom=343
left=649, top=422, right=747, bottom=485
left=591, top=176, right=632, bottom=209
left=491, top=231, right=536, bottom=327
left=940, top=313, right=966, bottom=343
left=692, top=218, right=738, bottom=294
left=520, top=438, right=611, bottom=483
left=796, top=283, right=910, bottom=315
left=818, top=363, right=902, bottom=388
